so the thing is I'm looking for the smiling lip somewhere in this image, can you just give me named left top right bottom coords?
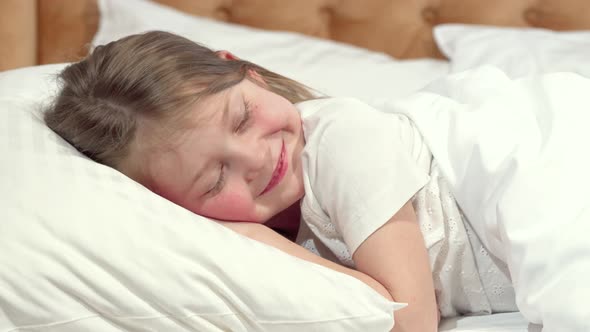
left=260, top=141, right=287, bottom=196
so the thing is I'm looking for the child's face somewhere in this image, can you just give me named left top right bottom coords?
left=147, top=77, right=306, bottom=223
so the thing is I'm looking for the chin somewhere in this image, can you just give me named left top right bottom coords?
left=250, top=208, right=276, bottom=224
left=292, top=178, right=305, bottom=202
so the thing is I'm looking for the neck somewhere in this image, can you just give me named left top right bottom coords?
left=265, top=201, right=301, bottom=242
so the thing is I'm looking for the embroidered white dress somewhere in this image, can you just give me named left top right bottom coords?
left=294, top=97, right=517, bottom=317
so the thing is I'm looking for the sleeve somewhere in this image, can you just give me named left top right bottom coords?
left=300, top=98, right=430, bottom=254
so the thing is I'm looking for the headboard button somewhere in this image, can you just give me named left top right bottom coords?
left=422, top=7, right=438, bottom=25
left=523, top=8, right=539, bottom=25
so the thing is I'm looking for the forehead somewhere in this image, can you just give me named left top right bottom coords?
left=182, top=88, right=231, bottom=129
left=154, top=96, right=226, bottom=160
left=141, top=86, right=236, bottom=188
left=153, top=77, right=270, bottom=166
left=143, top=125, right=214, bottom=199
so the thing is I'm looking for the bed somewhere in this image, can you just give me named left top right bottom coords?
left=1, top=0, right=589, bottom=331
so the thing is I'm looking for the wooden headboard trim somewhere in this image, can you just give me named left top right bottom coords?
left=2, top=0, right=590, bottom=72
left=0, top=0, right=37, bottom=71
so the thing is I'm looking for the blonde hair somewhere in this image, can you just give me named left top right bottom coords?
left=45, top=31, right=315, bottom=180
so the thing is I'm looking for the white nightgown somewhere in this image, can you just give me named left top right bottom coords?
left=294, top=97, right=518, bottom=317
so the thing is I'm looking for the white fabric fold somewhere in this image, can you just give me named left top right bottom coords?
left=374, top=66, right=590, bottom=332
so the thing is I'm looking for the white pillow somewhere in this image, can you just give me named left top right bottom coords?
left=93, top=0, right=448, bottom=101
left=434, top=24, right=590, bottom=78
left=0, top=65, right=403, bottom=331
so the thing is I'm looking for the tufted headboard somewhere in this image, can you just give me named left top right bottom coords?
left=1, top=0, right=590, bottom=72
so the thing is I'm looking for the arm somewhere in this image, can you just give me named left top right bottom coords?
left=353, top=200, right=438, bottom=332
left=297, top=98, right=437, bottom=330
left=219, top=221, right=394, bottom=302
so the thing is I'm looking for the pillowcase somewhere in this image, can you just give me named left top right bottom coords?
left=93, top=0, right=449, bottom=101
left=434, top=24, right=590, bottom=78
left=0, top=65, right=402, bottom=331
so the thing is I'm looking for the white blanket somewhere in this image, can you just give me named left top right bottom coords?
left=374, top=66, right=590, bottom=332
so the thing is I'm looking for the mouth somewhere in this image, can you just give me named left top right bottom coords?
left=260, top=140, right=287, bottom=196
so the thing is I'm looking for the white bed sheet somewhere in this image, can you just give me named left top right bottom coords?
left=374, top=66, right=590, bottom=331
left=440, top=313, right=541, bottom=332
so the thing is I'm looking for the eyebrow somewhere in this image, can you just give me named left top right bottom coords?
left=187, top=92, right=232, bottom=195
left=221, top=90, right=232, bottom=127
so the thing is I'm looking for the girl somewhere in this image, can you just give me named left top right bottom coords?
left=45, top=31, right=590, bottom=332
left=44, top=30, right=440, bottom=331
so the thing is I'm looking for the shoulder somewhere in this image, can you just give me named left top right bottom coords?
left=296, top=97, right=381, bottom=121
left=297, top=97, right=393, bottom=142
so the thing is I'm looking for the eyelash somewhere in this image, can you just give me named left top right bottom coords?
left=207, top=164, right=225, bottom=196
left=235, top=100, right=252, bottom=133
left=208, top=100, right=252, bottom=196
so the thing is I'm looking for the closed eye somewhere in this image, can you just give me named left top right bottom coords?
left=234, top=99, right=252, bottom=133
left=206, top=164, right=225, bottom=197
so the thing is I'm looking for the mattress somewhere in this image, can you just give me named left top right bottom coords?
left=440, top=312, right=541, bottom=331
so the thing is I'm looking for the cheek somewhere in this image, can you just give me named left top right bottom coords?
left=257, top=97, right=291, bottom=126
left=150, top=176, right=258, bottom=222
left=195, top=190, right=257, bottom=222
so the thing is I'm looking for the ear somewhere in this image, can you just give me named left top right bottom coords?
left=215, top=50, right=240, bottom=61
left=247, top=69, right=267, bottom=86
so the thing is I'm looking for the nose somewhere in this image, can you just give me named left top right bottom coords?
left=235, top=137, right=267, bottom=183
left=245, top=169, right=260, bottom=183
